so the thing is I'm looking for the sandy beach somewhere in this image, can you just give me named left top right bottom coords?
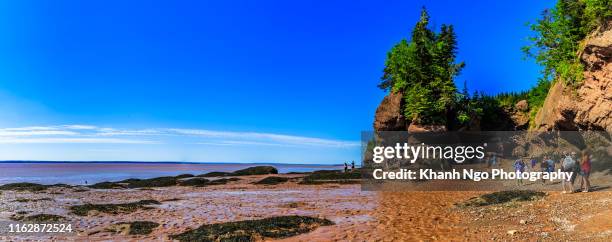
left=1, top=170, right=610, bottom=241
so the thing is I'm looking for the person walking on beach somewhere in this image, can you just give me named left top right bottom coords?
left=579, top=151, right=591, bottom=192
left=489, top=154, right=497, bottom=168
left=561, top=152, right=578, bottom=194
left=540, top=157, right=549, bottom=184
left=514, top=158, right=526, bottom=185
left=351, top=160, right=355, bottom=171
left=530, top=157, right=537, bottom=171
left=546, top=156, right=555, bottom=173
left=344, top=162, right=348, bottom=173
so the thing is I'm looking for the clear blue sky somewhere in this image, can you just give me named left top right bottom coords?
left=0, top=0, right=552, bottom=163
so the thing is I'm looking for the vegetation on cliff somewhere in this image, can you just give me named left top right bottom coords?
left=524, top=0, right=611, bottom=85
left=522, top=0, right=612, bottom=125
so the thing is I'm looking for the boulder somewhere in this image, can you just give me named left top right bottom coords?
left=515, top=100, right=529, bottom=112
left=511, top=110, right=530, bottom=130
left=231, top=166, right=278, bottom=176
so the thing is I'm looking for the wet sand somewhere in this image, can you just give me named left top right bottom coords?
left=0, top=174, right=376, bottom=241
left=1, top=174, right=610, bottom=241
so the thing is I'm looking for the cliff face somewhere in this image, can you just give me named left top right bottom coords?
left=534, top=27, right=612, bottom=132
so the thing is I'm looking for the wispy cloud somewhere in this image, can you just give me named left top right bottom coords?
left=194, top=140, right=300, bottom=147
left=61, top=125, right=98, bottom=130
left=169, top=128, right=358, bottom=147
left=0, top=130, right=79, bottom=136
left=0, top=137, right=158, bottom=144
left=0, top=125, right=359, bottom=147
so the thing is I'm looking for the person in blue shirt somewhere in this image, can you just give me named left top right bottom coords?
left=530, top=157, right=537, bottom=171
left=545, top=156, right=556, bottom=173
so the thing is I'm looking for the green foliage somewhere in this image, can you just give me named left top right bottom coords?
left=527, top=79, right=552, bottom=124
left=523, top=0, right=612, bottom=85
left=380, top=8, right=464, bottom=125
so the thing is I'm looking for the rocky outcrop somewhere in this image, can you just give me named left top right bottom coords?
left=515, top=100, right=529, bottom=112
left=373, top=92, right=407, bottom=131
left=534, top=26, right=612, bottom=132
left=511, top=100, right=530, bottom=130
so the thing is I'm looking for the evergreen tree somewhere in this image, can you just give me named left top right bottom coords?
left=378, top=7, right=464, bottom=125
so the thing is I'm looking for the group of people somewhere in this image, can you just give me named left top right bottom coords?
left=344, top=160, right=355, bottom=172
left=512, top=151, right=592, bottom=193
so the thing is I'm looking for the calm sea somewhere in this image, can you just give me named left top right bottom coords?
left=0, top=162, right=342, bottom=185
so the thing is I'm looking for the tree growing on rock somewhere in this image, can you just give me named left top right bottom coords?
left=379, top=8, right=464, bottom=125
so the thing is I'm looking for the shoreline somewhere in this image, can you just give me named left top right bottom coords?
left=0, top=160, right=345, bottom=166
left=0, top=163, right=345, bottom=186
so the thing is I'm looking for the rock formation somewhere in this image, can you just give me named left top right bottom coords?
left=373, top=92, right=407, bottom=131
left=534, top=26, right=612, bottom=132
left=511, top=100, right=530, bottom=130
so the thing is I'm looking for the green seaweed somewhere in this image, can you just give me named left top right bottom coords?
left=196, top=171, right=232, bottom=177
left=179, top=178, right=210, bottom=186
left=206, top=178, right=240, bottom=185
left=175, top=174, right=195, bottom=179
left=12, top=214, right=66, bottom=223
left=14, top=198, right=53, bottom=203
left=89, top=182, right=126, bottom=189
left=170, top=215, right=334, bottom=242
left=231, top=166, right=278, bottom=176
left=0, top=183, right=50, bottom=192
left=126, top=176, right=178, bottom=188
left=253, top=176, right=289, bottom=185
left=69, top=200, right=161, bottom=216
left=109, top=221, right=160, bottom=235
left=457, top=190, right=546, bottom=207
left=179, top=177, right=240, bottom=187
left=299, top=170, right=361, bottom=184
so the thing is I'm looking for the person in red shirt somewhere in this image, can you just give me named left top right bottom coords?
left=580, top=151, right=591, bottom=192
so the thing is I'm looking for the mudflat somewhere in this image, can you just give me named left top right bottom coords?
left=0, top=173, right=609, bottom=241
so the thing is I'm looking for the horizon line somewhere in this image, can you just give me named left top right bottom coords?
left=0, top=160, right=345, bottom=166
